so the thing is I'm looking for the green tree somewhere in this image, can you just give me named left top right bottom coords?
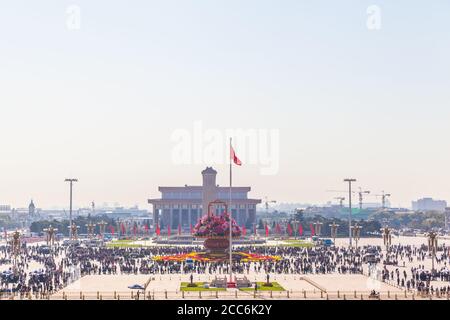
left=30, top=214, right=118, bottom=236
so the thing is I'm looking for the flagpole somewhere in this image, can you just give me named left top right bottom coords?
left=229, top=137, right=233, bottom=284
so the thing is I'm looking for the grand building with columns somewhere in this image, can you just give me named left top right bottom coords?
left=148, top=167, right=261, bottom=232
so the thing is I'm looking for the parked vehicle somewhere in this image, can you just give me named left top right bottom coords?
left=363, top=253, right=379, bottom=264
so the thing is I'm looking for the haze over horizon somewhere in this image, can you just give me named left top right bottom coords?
left=1, top=1, right=449, bottom=209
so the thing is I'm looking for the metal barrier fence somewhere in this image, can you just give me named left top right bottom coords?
left=1, top=290, right=449, bottom=300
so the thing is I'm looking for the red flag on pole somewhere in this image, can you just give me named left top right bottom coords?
left=242, top=225, right=247, bottom=236
left=298, top=224, right=303, bottom=236
left=230, top=145, right=242, bottom=166
left=275, top=223, right=281, bottom=235
left=310, top=223, right=315, bottom=236
left=120, top=223, right=125, bottom=235
left=144, top=223, right=149, bottom=234
left=168, top=225, right=171, bottom=237
left=109, top=225, right=115, bottom=235
left=265, top=223, right=269, bottom=237
left=156, top=224, right=160, bottom=236
left=287, top=223, right=293, bottom=236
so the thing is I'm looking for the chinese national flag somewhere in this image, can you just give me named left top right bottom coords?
left=265, top=223, right=269, bottom=237
left=144, top=223, right=149, bottom=234
left=168, top=225, right=171, bottom=237
left=310, top=223, right=315, bottom=236
left=120, top=223, right=125, bottom=235
left=109, top=226, right=115, bottom=235
left=230, top=145, right=242, bottom=166
left=298, top=224, right=303, bottom=236
left=156, top=224, right=160, bottom=236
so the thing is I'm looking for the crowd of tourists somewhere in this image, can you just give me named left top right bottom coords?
left=377, top=244, right=450, bottom=295
left=0, top=240, right=449, bottom=297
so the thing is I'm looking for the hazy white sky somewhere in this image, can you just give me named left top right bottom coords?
left=1, top=1, right=449, bottom=209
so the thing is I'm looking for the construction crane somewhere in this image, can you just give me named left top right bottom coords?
left=357, top=188, right=370, bottom=210
left=334, top=197, right=345, bottom=208
left=327, top=188, right=371, bottom=210
left=264, top=197, right=276, bottom=214
left=373, top=191, right=391, bottom=210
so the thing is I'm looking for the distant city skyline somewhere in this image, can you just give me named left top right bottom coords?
left=1, top=196, right=446, bottom=212
left=1, top=1, right=450, bottom=209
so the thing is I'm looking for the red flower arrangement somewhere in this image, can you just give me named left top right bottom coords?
left=152, top=251, right=281, bottom=262
left=193, top=212, right=241, bottom=238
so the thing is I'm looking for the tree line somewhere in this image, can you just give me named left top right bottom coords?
left=30, top=215, right=119, bottom=236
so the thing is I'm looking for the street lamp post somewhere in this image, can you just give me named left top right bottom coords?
left=11, top=230, right=21, bottom=274
left=344, top=178, right=357, bottom=247
left=381, top=227, right=392, bottom=252
left=427, top=231, right=438, bottom=273
left=284, top=219, right=290, bottom=238
left=43, top=225, right=58, bottom=246
left=329, top=222, right=339, bottom=245
left=65, top=178, right=78, bottom=239
left=98, top=220, right=107, bottom=239
left=313, top=221, right=323, bottom=237
left=86, top=222, right=96, bottom=240
left=292, top=220, right=299, bottom=240
left=351, top=224, right=362, bottom=249
left=68, top=223, right=80, bottom=241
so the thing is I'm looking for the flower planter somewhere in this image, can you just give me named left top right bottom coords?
left=203, top=237, right=230, bottom=253
left=193, top=201, right=242, bottom=253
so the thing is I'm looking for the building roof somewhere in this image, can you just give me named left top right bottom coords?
left=217, top=187, right=251, bottom=193
left=148, top=167, right=261, bottom=204
left=158, top=186, right=203, bottom=192
left=157, top=186, right=250, bottom=193
left=201, top=167, right=217, bottom=174
left=148, top=198, right=261, bottom=205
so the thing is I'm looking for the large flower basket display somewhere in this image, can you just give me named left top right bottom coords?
left=193, top=200, right=241, bottom=253
left=153, top=200, right=281, bottom=262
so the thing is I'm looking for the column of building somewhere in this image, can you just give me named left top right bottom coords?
left=169, top=206, right=173, bottom=231
left=154, top=205, right=159, bottom=229
left=188, top=206, right=192, bottom=230
left=178, top=205, right=182, bottom=231
left=245, top=205, right=249, bottom=227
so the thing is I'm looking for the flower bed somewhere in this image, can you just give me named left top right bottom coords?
left=239, top=282, right=286, bottom=291
left=152, top=251, right=281, bottom=262
left=180, top=282, right=226, bottom=292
